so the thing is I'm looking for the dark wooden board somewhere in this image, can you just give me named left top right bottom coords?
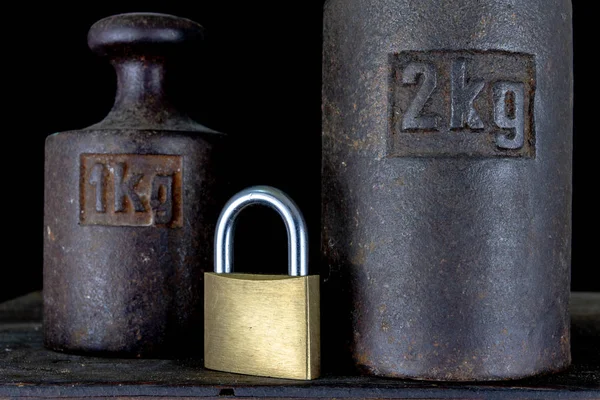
left=0, top=292, right=598, bottom=399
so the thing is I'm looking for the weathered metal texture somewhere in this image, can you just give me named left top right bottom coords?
left=43, top=13, right=226, bottom=357
left=322, top=0, right=573, bottom=380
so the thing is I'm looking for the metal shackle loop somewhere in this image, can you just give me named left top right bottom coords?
left=214, top=186, right=308, bottom=277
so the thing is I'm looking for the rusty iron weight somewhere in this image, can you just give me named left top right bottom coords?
left=43, top=13, right=227, bottom=357
left=321, top=0, right=573, bottom=380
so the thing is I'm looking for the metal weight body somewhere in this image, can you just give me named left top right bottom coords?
left=44, top=13, right=226, bottom=357
left=322, top=0, right=572, bottom=380
left=204, top=186, right=320, bottom=380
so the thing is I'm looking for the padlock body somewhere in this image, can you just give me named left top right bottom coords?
left=44, top=129, right=225, bottom=357
left=204, top=273, right=320, bottom=380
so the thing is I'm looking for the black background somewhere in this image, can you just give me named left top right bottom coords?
left=2, top=1, right=596, bottom=303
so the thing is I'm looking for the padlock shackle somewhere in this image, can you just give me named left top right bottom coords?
left=214, top=186, right=308, bottom=277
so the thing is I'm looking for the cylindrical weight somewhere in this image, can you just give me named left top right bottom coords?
left=322, top=0, right=572, bottom=380
left=43, top=13, right=226, bottom=357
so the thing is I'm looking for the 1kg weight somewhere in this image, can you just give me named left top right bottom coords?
left=44, top=13, right=227, bottom=358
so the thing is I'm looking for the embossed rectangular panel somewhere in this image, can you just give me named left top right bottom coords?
left=80, top=154, right=183, bottom=227
left=389, top=50, right=536, bottom=158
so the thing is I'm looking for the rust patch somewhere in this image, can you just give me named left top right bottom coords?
left=80, top=154, right=183, bottom=228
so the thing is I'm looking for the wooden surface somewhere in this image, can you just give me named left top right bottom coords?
left=0, top=292, right=598, bottom=399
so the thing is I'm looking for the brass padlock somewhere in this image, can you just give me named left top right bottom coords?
left=204, top=186, right=320, bottom=380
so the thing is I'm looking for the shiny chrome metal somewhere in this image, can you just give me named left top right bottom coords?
left=214, top=186, right=308, bottom=277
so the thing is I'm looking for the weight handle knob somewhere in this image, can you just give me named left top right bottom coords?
left=87, top=13, right=212, bottom=132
